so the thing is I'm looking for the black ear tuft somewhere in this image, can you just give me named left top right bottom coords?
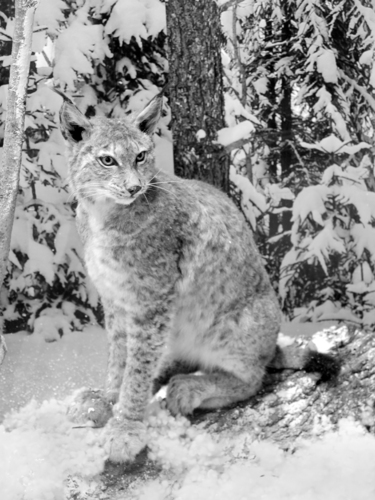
left=59, top=97, right=92, bottom=145
left=304, top=351, right=341, bottom=382
left=135, top=93, right=163, bottom=135
left=66, top=124, right=86, bottom=143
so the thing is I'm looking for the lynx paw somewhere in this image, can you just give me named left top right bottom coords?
left=104, top=417, right=147, bottom=463
left=166, top=374, right=205, bottom=416
left=67, top=388, right=113, bottom=428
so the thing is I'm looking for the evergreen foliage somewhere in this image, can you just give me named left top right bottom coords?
left=221, top=0, right=375, bottom=326
left=1, top=0, right=375, bottom=331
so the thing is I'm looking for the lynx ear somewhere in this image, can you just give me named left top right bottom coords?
left=135, top=93, right=163, bottom=135
left=60, top=99, right=92, bottom=144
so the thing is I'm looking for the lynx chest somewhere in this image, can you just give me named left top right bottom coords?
left=81, top=215, right=135, bottom=307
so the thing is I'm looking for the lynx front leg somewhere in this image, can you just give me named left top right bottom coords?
left=105, top=307, right=127, bottom=404
left=104, top=309, right=169, bottom=463
left=66, top=306, right=127, bottom=428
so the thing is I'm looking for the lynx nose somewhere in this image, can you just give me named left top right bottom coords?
left=128, top=184, right=142, bottom=197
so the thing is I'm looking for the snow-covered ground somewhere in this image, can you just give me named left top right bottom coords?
left=1, top=322, right=375, bottom=500
left=0, top=325, right=106, bottom=418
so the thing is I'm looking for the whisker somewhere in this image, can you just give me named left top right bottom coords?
left=148, top=168, right=163, bottom=184
left=151, top=180, right=185, bottom=185
left=149, top=183, right=179, bottom=200
left=142, top=192, right=150, bottom=208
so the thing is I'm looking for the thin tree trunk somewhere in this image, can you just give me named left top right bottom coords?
left=166, top=0, right=230, bottom=193
left=279, top=1, right=294, bottom=232
left=0, top=0, right=39, bottom=352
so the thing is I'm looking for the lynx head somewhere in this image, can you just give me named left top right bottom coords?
left=59, top=94, right=163, bottom=206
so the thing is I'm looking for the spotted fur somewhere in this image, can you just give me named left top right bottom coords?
left=60, top=95, right=281, bottom=462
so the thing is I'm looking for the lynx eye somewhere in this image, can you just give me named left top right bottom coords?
left=135, top=151, right=147, bottom=164
left=98, top=155, right=117, bottom=167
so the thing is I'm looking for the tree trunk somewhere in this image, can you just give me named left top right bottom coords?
left=0, top=0, right=39, bottom=351
left=165, top=0, right=230, bottom=193
left=279, top=1, right=294, bottom=232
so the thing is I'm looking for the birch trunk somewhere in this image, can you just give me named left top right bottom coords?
left=0, top=0, right=39, bottom=356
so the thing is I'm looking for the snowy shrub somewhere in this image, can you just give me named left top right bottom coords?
left=1, top=0, right=374, bottom=332
left=280, top=135, right=375, bottom=326
left=220, top=0, right=375, bottom=312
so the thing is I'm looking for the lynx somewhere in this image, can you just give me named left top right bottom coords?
left=60, top=94, right=335, bottom=463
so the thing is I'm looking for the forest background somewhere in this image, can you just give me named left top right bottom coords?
left=1, top=0, right=375, bottom=337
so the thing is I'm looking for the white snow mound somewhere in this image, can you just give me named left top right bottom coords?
left=0, top=398, right=107, bottom=500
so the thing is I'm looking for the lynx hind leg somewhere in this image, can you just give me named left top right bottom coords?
left=166, top=299, right=279, bottom=416
left=166, top=366, right=265, bottom=416
left=153, top=357, right=200, bottom=395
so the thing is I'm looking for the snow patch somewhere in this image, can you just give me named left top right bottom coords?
left=311, top=325, right=351, bottom=354
left=104, top=0, right=166, bottom=45
left=136, top=417, right=375, bottom=500
left=216, top=121, right=254, bottom=147
left=0, top=398, right=106, bottom=500
left=316, top=49, right=338, bottom=84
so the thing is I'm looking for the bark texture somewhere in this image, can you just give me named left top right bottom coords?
left=166, top=0, right=230, bottom=193
left=199, top=325, right=373, bottom=443
left=0, top=0, right=38, bottom=347
left=67, top=325, right=375, bottom=498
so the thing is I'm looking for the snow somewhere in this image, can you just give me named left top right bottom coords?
left=316, top=49, right=338, bottom=84
left=0, top=326, right=106, bottom=419
left=104, top=0, right=166, bottom=45
left=350, top=224, right=375, bottom=258
left=5, top=401, right=375, bottom=500
left=352, top=261, right=374, bottom=285
left=34, top=310, right=73, bottom=342
left=116, top=56, right=138, bottom=79
left=196, top=129, right=207, bottom=141
left=31, top=28, right=47, bottom=54
left=265, top=184, right=295, bottom=204
left=216, top=121, right=254, bottom=148
left=229, top=165, right=267, bottom=229
left=1, top=399, right=106, bottom=500
left=311, top=325, right=351, bottom=354
left=306, top=223, right=346, bottom=273
left=223, top=93, right=261, bottom=128
left=24, top=240, right=55, bottom=284
left=27, top=83, right=63, bottom=116
left=291, top=185, right=328, bottom=227
left=2, top=323, right=375, bottom=500
left=300, top=134, right=371, bottom=154
left=34, top=0, right=68, bottom=36
left=54, top=8, right=110, bottom=89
